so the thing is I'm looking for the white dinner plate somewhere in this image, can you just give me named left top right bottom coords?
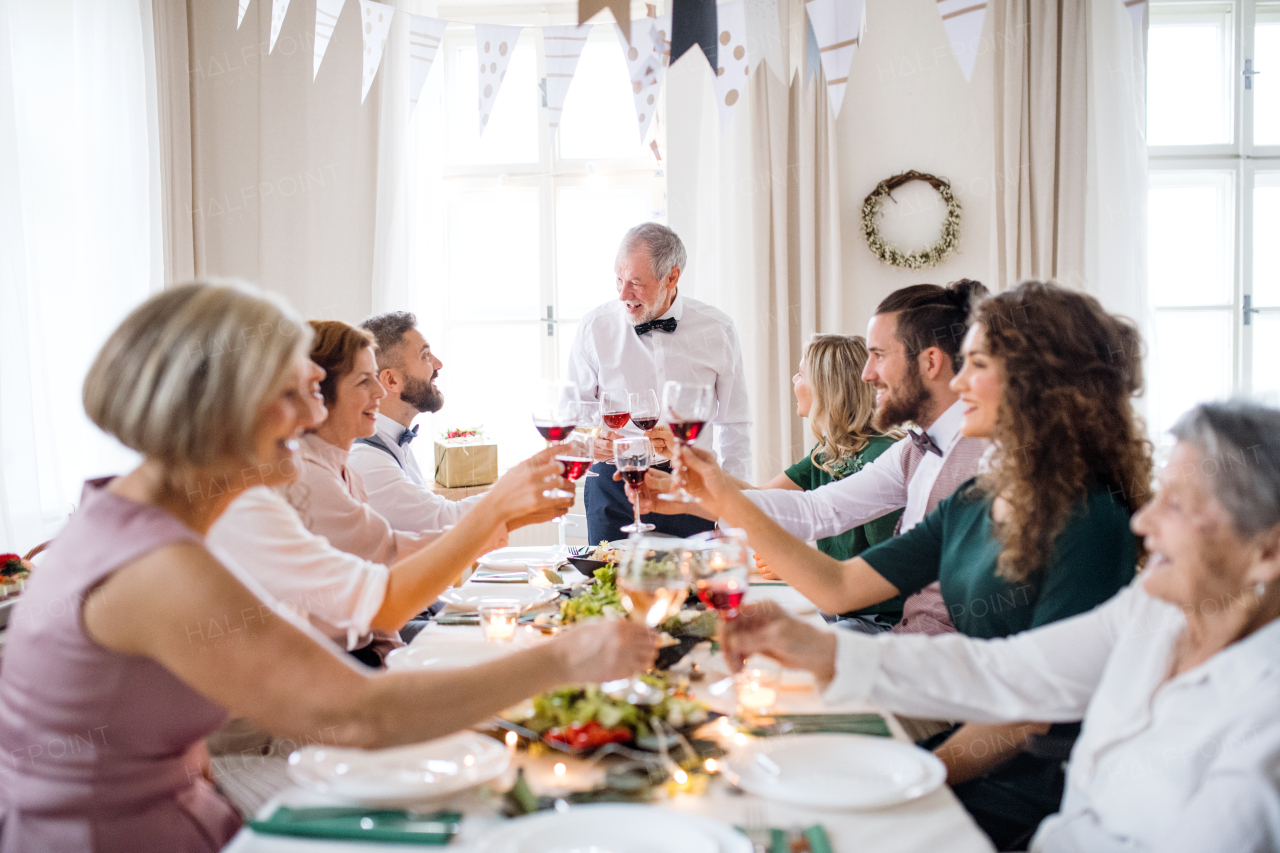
left=287, top=731, right=510, bottom=805
left=475, top=803, right=752, bottom=853
left=725, top=733, right=946, bottom=810
left=384, top=640, right=517, bottom=673
left=438, top=584, right=560, bottom=612
left=477, top=546, right=569, bottom=571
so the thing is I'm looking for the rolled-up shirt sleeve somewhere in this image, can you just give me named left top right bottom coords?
left=744, top=440, right=908, bottom=541
left=208, top=486, right=390, bottom=651
left=822, top=585, right=1128, bottom=722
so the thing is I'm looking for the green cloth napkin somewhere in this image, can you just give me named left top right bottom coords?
left=734, top=825, right=833, bottom=853
left=247, top=807, right=461, bottom=845
left=742, top=713, right=891, bottom=738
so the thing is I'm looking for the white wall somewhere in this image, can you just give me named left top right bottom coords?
left=834, top=0, right=994, bottom=336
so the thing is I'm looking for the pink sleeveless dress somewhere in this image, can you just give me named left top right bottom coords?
left=0, top=480, right=242, bottom=852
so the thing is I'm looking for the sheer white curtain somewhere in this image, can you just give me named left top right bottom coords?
left=0, top=0, right=160, bottom=553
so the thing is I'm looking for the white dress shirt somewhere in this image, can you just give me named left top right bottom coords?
left=348, top=413, right=485, bottom=534
left=745, top=399, right=970, bottom=537
left=567, top=292, right=752, bottom=479
left=207, top=486, right=390, bottom=651
left=823, top=579, right=1280, bottom=853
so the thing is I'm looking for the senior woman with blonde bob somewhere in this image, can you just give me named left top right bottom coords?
left=723, top=401, right=1280, bottom=853
left=0, top=283, right=654, bottom=852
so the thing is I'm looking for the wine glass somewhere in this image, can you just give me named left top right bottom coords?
left=629, top=389, right=661, bottom=432
left=574, top=402, right=603, bottom=477
left=532, top=380, right=580, bottom=448
left=693, top=531, right=750, bottom=620
left=600, top=390, right=631, bottom=430
left=615, top=436, right=656, bottom=534
left=656, top=381, right=713, bottom=503
left=551, top=435, right=594, bottom=524
left=610, top=536, right=696, bottom=703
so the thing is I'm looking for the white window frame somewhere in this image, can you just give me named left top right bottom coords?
left=1149, top=0, right=1280, bottom=417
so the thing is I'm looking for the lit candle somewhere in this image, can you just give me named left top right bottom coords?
left=505, top=730, right=519, bottom=757
left=479, top=602, right=519, bottom=642
left=704, top=758, right=718, bottom=773
left=738, top=684, right=778, bottom=712
left=553, top=762, right=567, bottom=777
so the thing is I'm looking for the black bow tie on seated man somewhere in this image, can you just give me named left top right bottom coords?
left=634, top=317, right=678, bottom=336
left=397, top=424, right=419, bottom=447
left=908, top=427, right=943, bottom=457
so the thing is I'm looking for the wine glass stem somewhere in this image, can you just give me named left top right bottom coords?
left=633, top=490, right=643, bottom=530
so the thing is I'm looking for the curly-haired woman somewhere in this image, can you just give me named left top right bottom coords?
left=671, top=280, right=1152, bottom=849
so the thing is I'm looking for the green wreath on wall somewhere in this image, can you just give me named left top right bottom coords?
left=861, top=170, right=962, bottom=270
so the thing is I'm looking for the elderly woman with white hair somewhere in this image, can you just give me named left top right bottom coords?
left=722, top=401, right=1280, bottom=853
left=0, top=283, right=655, bottom=852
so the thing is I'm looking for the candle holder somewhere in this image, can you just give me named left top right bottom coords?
left=479, top=601, right=520, bottom=642
left=737, top=656, right=781, bottom=715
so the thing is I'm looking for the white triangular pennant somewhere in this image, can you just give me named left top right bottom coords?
left=712, top=1, right=749, bottom=130
left=655, top=14, right=671, bottom=66
left=269, top=0, right=292, bottom=53
left=1125, top=0, right=1147, bottom=60
left=938, top=0, right=986, bottom=83
left=805, top=0, right=865, bottom=117
left=475, top=24, right=523, bottom=137
left=408, top=14, right=448, bottom=114
left=617, top=18, right=665, bottom=142
left=543, top=24, right=591, bottom=139
left=743, top=0, right=782, bottom=78
left=313, top=0, right=346, bottom=80
left=237, top=0, right=251, bottom=29
left=358, top=0, right=395, bottom=104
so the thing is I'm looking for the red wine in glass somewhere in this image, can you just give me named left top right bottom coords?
left=621, top=468, right=648, bottom=485
left=602, top=412, right=632, bottom=429
left=696, top=576, right=746, bottom=618
left=534, top=421, right=577, bottom=443
left=631, top=416, right=659, bottom=431
left=557, top=456, right=593, bottom=481
left=669, top=420, right=707, bottom=443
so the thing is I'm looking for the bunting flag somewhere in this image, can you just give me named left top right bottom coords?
left=743, top=0, right=782, bottom=78
left=543, top=24, right=591, bottom=139
left=580, top=0, right=630, bottom=46
left=670, top=0, right=717, bottom=70
left=712, top=1, right=749, bottom=129
left=937, top=0, right=986, bottom=82
left=269, top=0, right=292, bottom=53
left=1125, top=0, right=1148, bottom=61
left=655, top=14, right=672, bottom=65
left=408, top=14, right=448, bottom=115
left=313, top=0, right=346, bottom=80
left=616, top=18, right=666, bottom=143
left=475, top=24, right=523, bottom=136
left=358, top=0, right=395, bottom=104
left=237, top=0, right=251, bottom=29
left=805, top=0, right=865, bottom=117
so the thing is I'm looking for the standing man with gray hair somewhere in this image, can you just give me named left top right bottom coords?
left=568, top=222, right=751, bottom=542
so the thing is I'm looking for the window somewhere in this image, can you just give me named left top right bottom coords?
left=1147, top=1, right=1280, bottom=444
left=412, top=24, right=665, bottom=468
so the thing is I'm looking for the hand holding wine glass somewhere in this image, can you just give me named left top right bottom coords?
left=532, top=380, right=580, bottom=447
left=657, top=381, right=713, bottom=503
left=609, top=537, right=695, bottom=703
left=550, top=435, right=594, bottom=524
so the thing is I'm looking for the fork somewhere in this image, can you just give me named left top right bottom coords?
left=743, top=804, right=771, bottom=853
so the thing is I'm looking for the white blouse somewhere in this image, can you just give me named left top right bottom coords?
left=824, top=579, right=1280, bottom=853
left=207, top=486, right=389, bottom=651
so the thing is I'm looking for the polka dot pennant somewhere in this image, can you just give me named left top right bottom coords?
left=268, top=0, right=292, bottom=54
left=712, top=0, right=748, bottom=130
left=475, top=24, right=523, bottom=137
left=358, top=0, right=395, bottom=104
left=543, top=24, right=591, bottom=140
left=408, top=13, right=448, bottom=115
left=805, top=0, right=866, bottom=118
left=237, top=0, right=251, bottom=30
left=615, top=17, right=666, bottom=143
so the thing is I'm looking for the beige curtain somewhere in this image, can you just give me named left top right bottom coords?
left=668, top=21, right=842, bottom=483
left=990, top=0, right=1089, bottom=288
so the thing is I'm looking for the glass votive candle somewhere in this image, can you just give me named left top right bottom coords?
left=479, top=601, right=520, bottom=642
left=525, top=559, right=561, bottom=588
left=738, top=656, right=781, bottom=714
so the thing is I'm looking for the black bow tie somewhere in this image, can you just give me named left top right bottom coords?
left=397, top=424, right=419, bottom=447
left=634, top=317, right=678, bottom=336
left=908, top=427, right=943, bottom=457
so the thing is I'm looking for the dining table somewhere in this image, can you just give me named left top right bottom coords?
left=223, top=568, right=996, bottom=853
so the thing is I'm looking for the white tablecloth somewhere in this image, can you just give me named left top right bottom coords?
left=224, top=583, right=994, bottom=853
